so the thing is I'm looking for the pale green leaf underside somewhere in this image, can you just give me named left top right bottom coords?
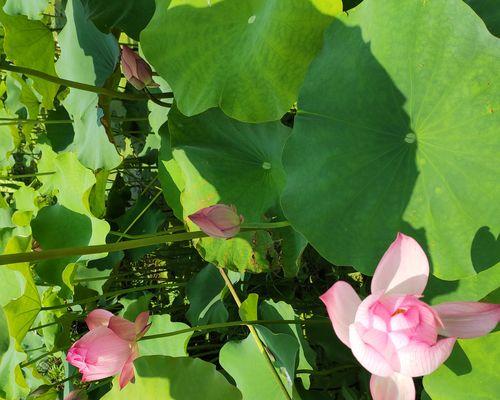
left=55, top=0, right=121, bottom=170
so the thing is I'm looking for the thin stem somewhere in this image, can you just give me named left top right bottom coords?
left=0, top=172, right=55, bottom=179
left=0, top=116, right=149, bottom=124
left=73, top=268, right=172, bottom=283
left=21, top=348, right=59, bottom=368
left=218, top=267, right=292, bottom=400
left=28, top=320, right=64, bottom=331
left=141, top=319, right=326, bottom=341
left=40, top=283, right=172, bottom=311
left=0, top=64, right=173, bottom=101
left=296, top=365, right=356, bottom=376
left=242, top=221, right=290, bottom=229
left=144, top=88, right=172, bottom=108
left=0, top=231, right=207, bottom=265
left=115, top=190, right=163, bottom=243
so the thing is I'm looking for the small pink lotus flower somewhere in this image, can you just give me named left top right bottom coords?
left=320, top=233, right=500, bottom=400
left=188, top=204, right=244, bottom=239
left=121, top=46, right=156, bottom=91
left=67, top=309, right=150, bottom=389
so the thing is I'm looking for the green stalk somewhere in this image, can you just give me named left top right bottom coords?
left=296, top=365, right=356, bottom=376
left=0, top=63, right=173, bottom=101
left=0, top=231, right=206, bottom=265
left=0, top=222, right=289, bottom=265
left=24, top=319, right=327, bottom=369
left=242, top=221, right=290, bottom=229
left=141, top=319, right=327, bottom=341
left=217, top=267, right=293, bottom=400
left=21, top=348, right=59, bottom=368
left=115, top=190, right=163, bottom=243
left=0, top=172, right=55, bottom=179
left=40, top=283, right=173, bottom=311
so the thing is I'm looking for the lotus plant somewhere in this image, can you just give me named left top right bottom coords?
left=188, top=204, right=244, bottom=239
left=320, top=233, right=500, bottom=400
left=67, top=309, right=150, bottom=388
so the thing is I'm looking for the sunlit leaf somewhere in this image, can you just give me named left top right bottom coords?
left=142, top=0, right=342, bottom=122
left=282, top=0, right=500, bottom=280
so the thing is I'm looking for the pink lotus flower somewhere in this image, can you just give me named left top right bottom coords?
left=320, top=233, right=500, bottom=400
left=67, top=309, right=150, bottom=389
left=121, top=46, right=156, bottom=91
left=188, top=204, right=244, bottom=239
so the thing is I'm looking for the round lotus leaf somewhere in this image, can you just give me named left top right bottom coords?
left=282, top=0, right=500, bottom=279
left=141, top=0, right=342, bottom=122
left=166, top=105, right=303, bottom=273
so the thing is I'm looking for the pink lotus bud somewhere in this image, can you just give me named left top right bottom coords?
left=67, top=310, right=151, bottom=389
left=188, top=204, right=244, bottom=239
left=320, top=233, right=500, bottom=400
left=121, top=46, right=156, bottom=91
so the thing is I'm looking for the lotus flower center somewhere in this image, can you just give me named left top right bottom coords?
left=391, top=307, right=407, bottom=317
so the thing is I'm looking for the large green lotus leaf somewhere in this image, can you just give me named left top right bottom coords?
left=220, top=329, right=300, bottom=399
left=0, top=0, right=58, bottom=109
left=423, top=332, right=500, bottom=400
left=55, top=0, right=121, bottom=170
left=81, top=0, right=155, bottom=40
left=102, top=356, right=242, bottom=400
left=282, top=0, right=500, bottom=280
left=465, top=0, right=499, bottom=37
left=138, top=314, right=192, bottom=357
left=168, top=106, right=303, bottom=273
left=142, top=0, right=342, bottom=122
left=2, top=236, right=41, bottom=344
left=2, top=0, right=48, bottom=20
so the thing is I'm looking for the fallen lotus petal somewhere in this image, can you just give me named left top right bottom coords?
left=67, top=309, right=150, bottom=388
left=188, top=204, right=244, bottom=239
left=320, top=233, right=500, bottom=400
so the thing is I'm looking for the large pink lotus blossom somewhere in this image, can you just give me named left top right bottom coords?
left=121, top=46, right=157, bottom=91
left=188, top=204, right=244, bottom=239
left=67, top=309, right=150, bottom=389
left=320, top=233, right=500, bottom=400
